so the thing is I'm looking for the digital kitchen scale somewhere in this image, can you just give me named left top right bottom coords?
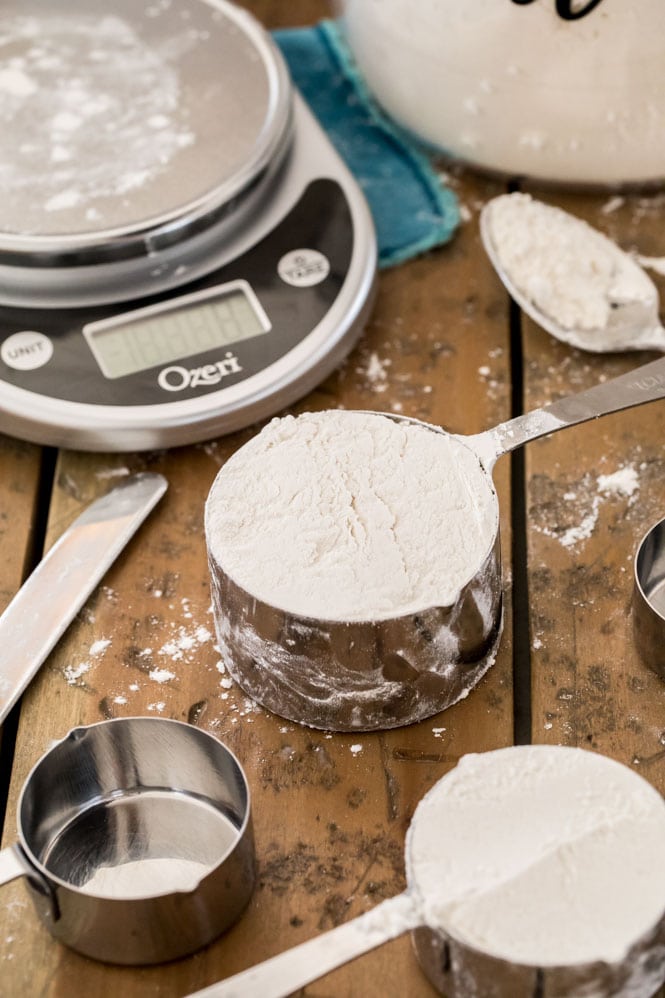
left=0, top=0, right=377, bottom=450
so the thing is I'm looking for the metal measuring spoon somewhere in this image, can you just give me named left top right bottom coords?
left=188, top=746, right=665, bottom=998
left=480, top=193, right=665, bottom=354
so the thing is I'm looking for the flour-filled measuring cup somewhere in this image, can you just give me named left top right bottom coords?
left=0, top=717, right=254, bottom=964
left=206, top=356, right=665, bottom=731
left=189, top=746, right=665, bottom=998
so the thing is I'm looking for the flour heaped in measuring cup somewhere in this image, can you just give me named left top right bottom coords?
left=205, top=409, right=503, bottom=731
left=206, top=352, right=665, bottom=731
left=205, top=410, right=498, bottom=621
left=188, top=745, right=665, bottom=998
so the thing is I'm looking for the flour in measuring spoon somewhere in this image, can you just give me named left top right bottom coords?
left=205, top=411, right=498, bottom=622
left=407, top=745, right=665, bottom=967
left=485, top=193, right=658, bottom=350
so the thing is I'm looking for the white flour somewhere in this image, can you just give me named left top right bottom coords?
left=63, top=637, right=111, bottom=686
left=535, top=462, right=640, bottom=551
left=484, top=193, right=659, bottom=352
left=407, top=746, right=665, bottom=966
left=80, top=857, right=207, bottom=898
left=357, top=351, right=390, bottom=391
left=205, top=411, right=498, bottom=622
left=597, top=465, right=639, bottom=497
left=0, top=14, right=194, bottom=234
left=148, top=667, right=175, bottom=684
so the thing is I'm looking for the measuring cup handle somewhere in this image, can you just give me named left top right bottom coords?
left=468, top=354, right=665, bottom=465
left=0, top=843, right=32, bottom=887
left=186, top=892, right=419, bottom=998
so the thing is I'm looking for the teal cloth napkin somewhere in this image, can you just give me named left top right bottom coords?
left=274, top=21, right=459, bottom=268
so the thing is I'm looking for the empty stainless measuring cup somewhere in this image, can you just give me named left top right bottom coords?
left=0, top=717, right=254, bottom=964
left=634, top=516, right=665, bottom=679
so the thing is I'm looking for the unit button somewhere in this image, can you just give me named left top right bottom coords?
left=277, top=249, right=330, bottom=287
left=1, top=331, right=54, bottom=371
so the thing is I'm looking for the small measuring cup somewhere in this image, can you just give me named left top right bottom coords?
left=188, top=746, right=665, bottom=998
left=633, top=516, right=665, bottom=679
left=0, top=717, right=254, bottom=964
left=208, top=354, right=665, bottom=731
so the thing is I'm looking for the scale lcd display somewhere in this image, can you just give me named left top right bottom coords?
left=85, top=283, right=270, bottom=379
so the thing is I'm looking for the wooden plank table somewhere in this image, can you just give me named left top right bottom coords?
left=0, top=3, right=664, bottom=995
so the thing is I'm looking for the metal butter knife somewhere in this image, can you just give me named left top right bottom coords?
left=0, top=472, right=167, bottom=724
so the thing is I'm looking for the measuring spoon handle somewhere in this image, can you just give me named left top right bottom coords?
left=467, top=354, right=665, bottom=467
left=186, top=892, right=419, bottom=998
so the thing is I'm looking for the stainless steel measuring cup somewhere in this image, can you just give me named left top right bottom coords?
left=187, top=745, right=665, bottom=998
left=634, top=516, right=665, bottom=679
left=208, top=355, right=665, bottom=731
left=0, top=717, right=254, bottom=964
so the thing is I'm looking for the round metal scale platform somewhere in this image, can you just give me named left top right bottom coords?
left=0, top=0, right=376, bottom=450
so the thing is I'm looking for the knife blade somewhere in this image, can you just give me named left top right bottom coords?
left=0, top=471, right=167, bottom=724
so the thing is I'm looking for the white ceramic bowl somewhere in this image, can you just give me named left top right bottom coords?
left=339, top=0, right=665, bottom=186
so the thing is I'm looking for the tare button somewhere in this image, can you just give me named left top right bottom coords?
left=277, top=249, right=330, bottom=287
left=1, top=331, right=54, bottom=371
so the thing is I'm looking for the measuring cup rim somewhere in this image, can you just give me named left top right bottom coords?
left=15, top=715, right=252, bottom=899
left=634, top=515, right=665, bottom=621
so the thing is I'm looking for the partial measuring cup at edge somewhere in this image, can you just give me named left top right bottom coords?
left=186, top=745, right=665, bottom=998
left=481, top=192, right=665, bottom=354
left=633, top=514, right=665, bottom=680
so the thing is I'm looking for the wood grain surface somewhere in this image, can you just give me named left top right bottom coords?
left=0, top=3, right=663, bottom=997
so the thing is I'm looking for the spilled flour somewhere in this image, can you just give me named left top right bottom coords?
left=597, top=466, right=640, bottom=498
left=63, top=636, right=112, bottom=685
left=62, top=598, right=214, bottom=707
left=157, top=624, right=212, bottom=662
left=536, top=463, right=640, bottom=550
left=357, top=351, right=390, bottom=391
left=148, top=668, right=176, bottom=684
